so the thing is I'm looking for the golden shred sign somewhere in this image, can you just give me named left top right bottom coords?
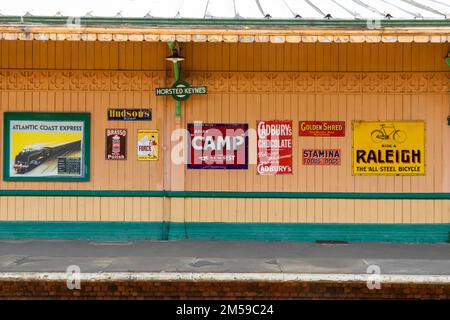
left=352, top=121, right=425, bottom=176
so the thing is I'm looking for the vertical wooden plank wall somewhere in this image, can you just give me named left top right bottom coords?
left=0, top=40, right=448, bottom=223
left=181, top=42, right=450, bottom=224
left=0, top=41, right=168, bottom=221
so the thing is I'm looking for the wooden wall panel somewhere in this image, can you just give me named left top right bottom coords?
left=0, top=86, right=166, bottom=191
left=0, top=40, right=448, bottom=223
left=183, top=92, right=448, bottom=194
left=0, top=197, right=164, bottom=221
left=180, top=198, right=450, bottom=224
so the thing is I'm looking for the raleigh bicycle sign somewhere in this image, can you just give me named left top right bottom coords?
left=155, top=80, right=207, bottom=101
left=352, top=121, right=425, bottom=176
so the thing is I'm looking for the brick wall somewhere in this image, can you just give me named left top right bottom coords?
left=0, top=280, right=448, bottom=299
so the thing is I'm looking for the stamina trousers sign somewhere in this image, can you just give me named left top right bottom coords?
left=352, top=121, right=425, bottom=175
left=187, top=123, right=248, bottom=169
left=257, top=120, right=293, bottom=175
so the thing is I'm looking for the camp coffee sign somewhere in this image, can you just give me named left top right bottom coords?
left=352, top=120, right=425, bottom=175
left=187, top=123, right=248, bottom=169
left=256, top=120, right=293, bottom=175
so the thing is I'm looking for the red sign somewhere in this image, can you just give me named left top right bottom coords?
left=257, top=120, right=293, bottom=175
left=105, top=129, right=127, bottom=160
left=302, top=149, right=341, bottom=166
left=188, top=123, right=248, bottom=169
left=299, top=121, right=345, bottom=137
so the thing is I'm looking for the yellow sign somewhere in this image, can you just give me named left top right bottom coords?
left=352, top=121, right=425, bottom=176
left=137, top=130, right=159, bottom=161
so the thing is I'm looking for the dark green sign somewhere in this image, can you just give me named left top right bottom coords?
left=155, top=80, right=207, bottom=101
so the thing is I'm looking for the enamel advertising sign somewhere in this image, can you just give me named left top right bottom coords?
left=257, top=120, right=293, bottom=175
left=106, top=129, right=127, bottom=160
left=299, top=121, right=345, bottom=137
left=187, top=123, right=248, bottom=169
left=352, top=121, right=425, bottom=175
left=137, top=130, right=159, bottom=161
left=107, top=109, right=152, bottom=121
left=302, top=149, right=341, bottom=166
left=3, top=112, right=90, bottom=181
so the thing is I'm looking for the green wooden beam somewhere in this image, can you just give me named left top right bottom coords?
left=167, top=42, right=182, bottom=117
left=0, top=189, right=448, bottom=199
left=0, top=221, right=448, bottom=243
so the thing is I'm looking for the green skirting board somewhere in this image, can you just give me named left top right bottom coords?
left=0, top=221, right=448, bottom=243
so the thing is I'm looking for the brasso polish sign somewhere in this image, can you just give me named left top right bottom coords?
left=187, top=123, right=248, bottom=169
left=257, top=120, right=293, bottom=175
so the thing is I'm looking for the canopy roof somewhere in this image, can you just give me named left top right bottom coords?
left=1, top=0, right=449, bottom=20
left=0, top=0, right=449, bottom=43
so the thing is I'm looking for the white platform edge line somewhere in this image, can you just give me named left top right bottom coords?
left=0, top=272, right=449, bottom=283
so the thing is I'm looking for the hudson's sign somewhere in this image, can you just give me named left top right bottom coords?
left=108, top=109, right=152, bottom=121
left=187, top=123, right=248, bottom=169
left=299, top=121, right=345, bottom=137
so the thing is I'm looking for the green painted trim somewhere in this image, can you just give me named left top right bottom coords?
left=166, top=191, right=450, bottom=199
left=3, top=112, right=91, bottom=182
left=0, top=16, right=449, bottom=28
left=167, top=42, right=182, bottom=117
left=445, top=57, right=450, bottom=67
left=172, top=222, right=450, bottom=243
left=0, top=221, right=164, bottom=241
left=0, top=190, right=166, bottom=197
left=0, top=221, right=448, bottom=243
left=0, top=190, right=448, bottom=199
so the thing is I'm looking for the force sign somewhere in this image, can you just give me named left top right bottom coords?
left=188, top=123, right=248, bottom=169
left=137, top=130, right=158, bottom=161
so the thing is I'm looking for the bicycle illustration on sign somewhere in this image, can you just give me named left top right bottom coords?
left=370, top=123, right=407, bottom=143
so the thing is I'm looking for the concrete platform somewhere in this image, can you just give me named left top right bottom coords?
left=0, top=240, right=448, bottom=299
left=0, top=239, right=449, bottom=275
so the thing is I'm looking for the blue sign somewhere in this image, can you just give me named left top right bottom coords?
left=108, top=109, right=152, bottom=121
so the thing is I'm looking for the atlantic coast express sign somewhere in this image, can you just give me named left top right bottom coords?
left=188, top=123, right=248, bottom=169
left=352, top=121, right=425, bottom=175
left=257, top=121, right=293, bottom=175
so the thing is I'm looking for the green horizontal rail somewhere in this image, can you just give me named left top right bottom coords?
left=0, top=221, right=448, bottom=243
left=0, top=16, right=449, bottom=28
left=0, top=189, right=448, bottom=199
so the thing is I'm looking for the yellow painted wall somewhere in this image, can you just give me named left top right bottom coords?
left=0, top=40, right=449, bottom=223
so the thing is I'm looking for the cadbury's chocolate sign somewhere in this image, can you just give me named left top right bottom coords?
left=187, top=123, right=248, bottom=169
left=299, top=121, right=345, bottom=137
left=257, top=120, right=293, bottom=175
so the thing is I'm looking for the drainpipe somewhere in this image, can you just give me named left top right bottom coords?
left=167, top=42, right=182, bottom=117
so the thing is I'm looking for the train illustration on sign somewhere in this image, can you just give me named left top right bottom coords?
left=14, top=140, right=81, bottom=173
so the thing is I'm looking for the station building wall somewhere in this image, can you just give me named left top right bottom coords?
left=0, top=40, right=448, bottom=241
